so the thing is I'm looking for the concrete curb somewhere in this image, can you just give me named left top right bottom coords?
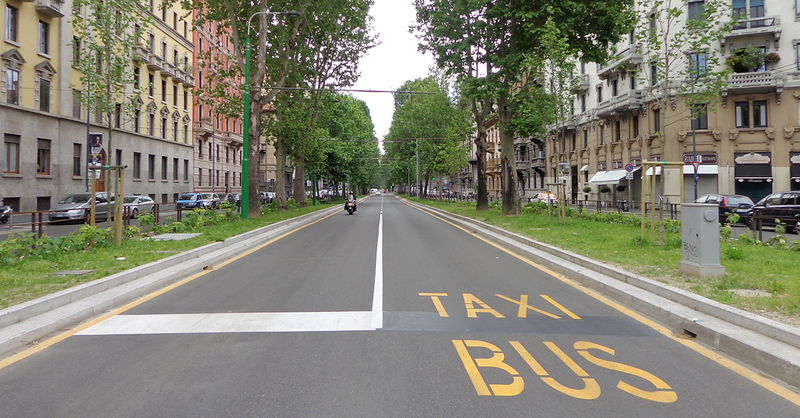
left=0, top=203, right=344, bottom=358
left=406, top=199, right=800, bottom=387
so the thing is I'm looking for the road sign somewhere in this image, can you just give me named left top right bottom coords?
left=625, top=164, right=635, bottom=172
left=625, top=172, right=634, bottom=180
left=691, top=161, right=700, bottom=173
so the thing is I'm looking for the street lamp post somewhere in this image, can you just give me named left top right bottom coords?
left=242, top=10, right=299, bottom=219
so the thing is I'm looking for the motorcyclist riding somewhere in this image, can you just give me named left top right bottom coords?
left=345, top=193, right=357, bottom=212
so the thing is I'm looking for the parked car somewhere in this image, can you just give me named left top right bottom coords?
left=198, top=193, right=221, bottom=209
left=693, top=194, right=753, bottom=222
left=529, top=192, right=558, bottom=204
left=222, top=193, right=241, bottom=206
left=746, top=191, right=800, bottom=233
left=49, top=193, right=110, bottom=223
left=259, top=191, right=276, bottom=204
left=177, top=193, right=203, bottom=209
left=123, top=195, right=155, bottom=218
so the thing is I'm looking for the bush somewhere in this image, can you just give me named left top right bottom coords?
left=582, top=186, right=592, bottom=193
left=723, top=245, right=744, bottom=261
left=615, top=185, right=626, bottom=192
left=599, top=185, right=611, bottom=194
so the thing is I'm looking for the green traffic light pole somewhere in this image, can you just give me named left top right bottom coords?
left=242, top=10, right=300, bottom=219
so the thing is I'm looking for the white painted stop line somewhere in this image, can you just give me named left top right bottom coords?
left=76, top=311, right=375, bottom=335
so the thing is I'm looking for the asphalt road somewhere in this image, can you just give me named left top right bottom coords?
left=0, top=195, right=797, bottom=417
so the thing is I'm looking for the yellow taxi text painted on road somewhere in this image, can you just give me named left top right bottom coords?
left=419, top=292, right=580, bottom=319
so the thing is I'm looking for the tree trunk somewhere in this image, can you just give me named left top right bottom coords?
left=274, top=137, right=288, bottom=211
left=473, top=100, right=489, bottom=211
left=246, top=107, right=261, bottom=217
left=497, top=94, right=519, bottom=215
left=293, top=152, right=307, bottom=207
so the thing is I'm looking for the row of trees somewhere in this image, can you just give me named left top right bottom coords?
left=383, top=76, right=471, bottom=197
left=72, top=0, right=381, bottom=218
left=411, top=0, right=737, bottom=215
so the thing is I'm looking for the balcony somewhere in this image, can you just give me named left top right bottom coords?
left=611, top=89, right=643, bottom=113
left=597, top=44, right=643, bottom=80
left=722, top=16, right=781, bottom=48
left=596, top=98, right=614, bottom=118
left=727, top=71, right=784, bottom=94
left=147, top=53, right=165, bottom=71
left=571, top=74, right=590, bottom=91
left=132, top=45, right=148, bottom=63
left=173, top=67, right=186, bottom=84
left=35, top=0, right=64, bottom=17
left=193, top=119, right=213, bottom=136
left=531, top=151, right=546, bottom=168
left=183, top=73, right=195, bottom=87
left=162, top=62, right=176, bottom=78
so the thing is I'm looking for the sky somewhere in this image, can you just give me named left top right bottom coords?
left=351, top=1, right=435, bottom=141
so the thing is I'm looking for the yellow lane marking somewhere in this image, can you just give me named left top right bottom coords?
left=539, top=294, right=581, bottom=320
left=0, top=210, right=339, bottom=371
left=403, top=200, right=800, bottom=406
left=495, top=294, right=560, bottom=319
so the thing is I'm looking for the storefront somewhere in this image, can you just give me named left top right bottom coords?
left=683, top=153, right=719, bottom=200
left=734, top=152, right=772, bottom=203
left=791, top=153, right=800, bottom=191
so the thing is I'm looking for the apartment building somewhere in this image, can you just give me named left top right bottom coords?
left=543, top=0, right=800, bottom=205
left=192, top=17, right=244, bottom=195
left=1, top=0, right=194, bottom=212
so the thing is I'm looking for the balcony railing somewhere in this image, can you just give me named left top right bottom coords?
left=183, top=73, right=195, bottom=87
left=611, top=89, right=643, bottom=113
left=162, top=62, right=176, bottom=78
left=596, top=98, right=614, bottom=118
left=147, top=53, right=165, bottom=72
left=571, top=74, right=590, bottom=91
left=597, top=44, right=643, bottom=80
left=35, top=0, right=63, bottom=17
left=132, top=45, right=149, bottom=63
left=728, top=71, right=784, bottom=93
left=722, top=16, right=780, bottom=47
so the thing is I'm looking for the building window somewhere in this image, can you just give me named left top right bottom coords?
left=148, top=73, right=154, bottom=97
left=73, top=143, right=82, bottom=176
left=38, top=79, right=50, bottom=111
left=37, top=139, right=51, bottom=175
left=611, top=79, right=618, bottom=97
left=5, top=68, right=19, bottom=104
left=599, top=125, right=605, bottom=145
left=134, top=109, right=141, bottom=133
left=4, top=134, right=20, bottom=173
left=691, top=108, right=708, bottom=130
left=115, top=104, right=122, bottom=128
left=183, top=91, right=188, bottom=110
left=797, top=43, right=800, bottom=70
left=161, top=79, right=167, bottom=102
left=72, top=37, right=81, bottom=65
left=173, top=85, right=178, bottom=106
left=653, top=108, right=661, bottom=133
left=687, top=1, right=705, bottom=21
left=633, top=115, right=639, bottom=137
left=161, top=156, right=168, bottom=180
left=38, top=21, right=49, bottom=55
left=183, top=159, right=189, bottom=181
left=183, top=21, right=188, bottom=38
left=173, top=12, right=177, bottom=29
left=614, top=120, right=621, bottom=142
left=173, top=158, right=179, bottom=180
left=650, top=64, right=658, bottom=85
left=73, top=90, right=82, bottom=119
left=208, top=143, right=212, bottom=160
left=173, top=118, right=178, bottom=141
left=583, top=130, right=588, bottom=148
left=148, top=33, right=155, bottom=52
left=148, top=113, right=155, bottom=136
left=630, top=73, right=637, bottom=90
left=216, top=145, right=220, bottom=162
left=133, top=152, right=141, bottom=179
left=198, top=141, right=203, bottom=158
left=161, top=41, right=167, bottom=60
left=735, top=101, right=750, bottom=128
left=133, top=67, right=140, bottom=90
left=183, top=123, right=189, bottom=144
left=161, top=116, right=167, bottom=139
left=5, top=5, right=18, bottom=42
left=198, top=168, right=203, bottom=186
left=115, top=149, right=122, bottom=166
left=689, top=53, right=708, bottom=78
left=753, top=100, right=767, bottom=127
left=148, top=154, right=155, bottom=179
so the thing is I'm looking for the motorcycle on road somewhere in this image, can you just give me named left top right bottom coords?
left=345, top=201, right=356, bottom=215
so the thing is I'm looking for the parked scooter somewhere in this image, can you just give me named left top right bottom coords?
left=0, top=204, right=11, bottom=224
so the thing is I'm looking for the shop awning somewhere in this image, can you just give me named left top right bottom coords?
left=589, top=169, right=630, bottom=185
left=683, top=164, right=718, bottom=175
left=579, top=165, right=589, bottom=172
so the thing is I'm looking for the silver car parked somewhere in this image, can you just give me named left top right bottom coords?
left=123, top=195, right=155, bottom=218
left=198, top=193, right=221, bottom=209
left=49, top=193, right=110, bottom=222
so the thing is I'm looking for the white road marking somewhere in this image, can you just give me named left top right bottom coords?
left=76, top=311, right=375, bottom=335
left=371, top=194, right=384, bottom=329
